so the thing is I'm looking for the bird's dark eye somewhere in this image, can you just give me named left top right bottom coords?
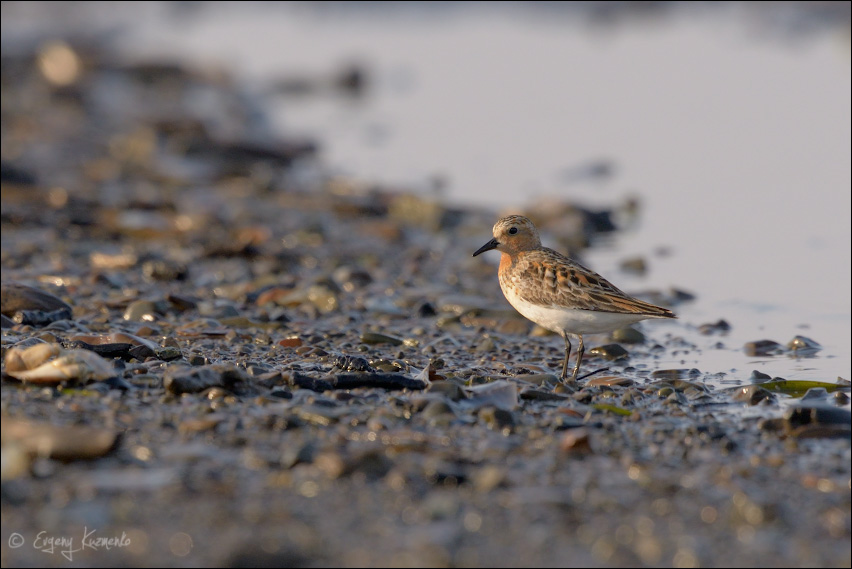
left=508, top=227, right=518, bottom=235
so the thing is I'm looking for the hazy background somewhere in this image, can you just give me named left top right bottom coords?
left=2, top=1, right=850, bottom=380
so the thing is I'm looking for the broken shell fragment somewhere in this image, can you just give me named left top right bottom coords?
left=4, top=344, right=115, bottom=384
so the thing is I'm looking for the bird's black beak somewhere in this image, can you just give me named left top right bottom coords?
left=472, top=237, right=500, bottom=257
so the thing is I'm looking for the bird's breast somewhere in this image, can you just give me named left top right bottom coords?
left=498, top=252, right=513, bottom=273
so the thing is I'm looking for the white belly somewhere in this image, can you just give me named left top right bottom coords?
left=503, top=288, right=656, bottom=335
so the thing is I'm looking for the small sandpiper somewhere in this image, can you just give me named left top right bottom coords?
left=473, top=215, right=676, bottom=382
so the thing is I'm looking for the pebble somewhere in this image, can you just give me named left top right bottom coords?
left=12, top=307, right=73, bottom=326
left=731, top=385, right=775, bottom=406
left=588, top=344, right=629, bottom=361
left=744, top=340, right=785, bottom=356
left=519, top=387, right=570, bottom=401
left=611, top=326, right=646, bottom=344
left=800, top=387, right=830, bottom=401
left=0, top=282, right=72, bottom=315
left=462, top=380, right=519, bottom=411
left=2, top=417, right=119, bottom=461
left=785, top=405, right=851, bottom=430
left=749, top=370, right=773, bottom=382
left=163, top=364, right=250, bottom=395
left=587, top=375, right=635, bottom=387
left=123, top=300, right=160, bottom=322
left=698, top=319, right=731, bottom=335
left=478, top=406, right=515, bottom=432
left=420, top=399, right=457, bottom=421
left=427, top=381, right=465, bottom=401
left=360, top=332, right=404, bottom=346
left=650, top=369, right=701, bottom=380
left=786, top=335, right=821, bottom=354
left=142, top=259, right=188, bottom=281
left=560, top=427, right=593, bottom=454
left=619, top=256, right=647, bottom=275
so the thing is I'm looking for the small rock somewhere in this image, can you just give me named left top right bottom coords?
left=142, top=259, right=188, bottom=281
left=278, top=336, right=302, bottom=348
left=650, top=369, right=701, bottom=380
left=307, top=283, right=339, bottom=313
left=123, top=300, right=159, bottom=322
left=360, top=332, right=403, bottom=346
left=698, top=319, right=731, bottom=335
left=588, top=344, right=629, bottom=361
left=12, top=307, right=73, bottom=327
left=1, top=417, right=119, bottom=461
left=560, top=427, right=593, bottom=454
left=620, top=388, right=645, bottom=406
left=670, top=288, right=697, bottom=302
left=749, top=370, right=773, bottom=383
left=758, top=418, right=787, bottom=433
left=744, top=340, right=784, bottom=357
left=663, top=391, right=688, bottom=406
left=619, top=256, right=647, bottom=275
left=783, top=405, right=852, bottom=439
left=472, top=465, right=505, bottom=492
left=179, top=416, right=224, bottom=434
left=785, top=405, right=851, bottom=429
left=313, top=451, right=347, bottom=479
left=416, top=302, right=437, bottom=317
left=479, top=406, right=515, bottom=432
left=427, top=381, right=465, bottom=401
left=801, top=387, right=829, bottom=401
left=155, top=346, right=183, bottom=361
left=167, top=293, right=200, bottom=311
left=587, top=375, right=634, bottom=387
left=415, top=361, right=442, bottom=383
left=462, top=380, right=519, bottom=411
left=420, top=400, right=457, bottom=420
left=0, top=282, right=72, bottom=316
left=342, top=448, right=392, bottom=480
left=292, top=405, right=347, bottom=426
left=495, top=319, right=530, bottom=335
left=163, top=364, right=249, bottom=395
left=520, top=388, right=571, bottom=401
left=332, top=355, right=372, bottom=372
left=656, top=386, right=675, bottom=398
left=332, top=373, right=425, bottom=391
left=732, top=385, right=775, bottom=406
left=787, top=335, right=821, bottom=355
left=611, top=326, right=646, bottom=344
left=332, top=266, right=373, bottom=291
left=281, top=442, right=316, bottom=469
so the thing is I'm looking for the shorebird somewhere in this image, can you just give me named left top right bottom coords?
left=473, top=215, right=676, bottom=382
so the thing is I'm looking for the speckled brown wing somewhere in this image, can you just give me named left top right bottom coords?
left=507, top=248, right=676, bottom=317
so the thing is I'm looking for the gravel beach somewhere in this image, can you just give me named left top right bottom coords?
left=2, top=21, right=850, bottom=569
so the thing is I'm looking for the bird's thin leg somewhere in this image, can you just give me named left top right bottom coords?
left=561, top=333, right=572, bottom=382
left=570, top=334, right=585, bottom=382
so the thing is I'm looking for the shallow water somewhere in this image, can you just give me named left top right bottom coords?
left=1, top=7, right=850, bottom=568
left=4, top=2, right=850, bottom=384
